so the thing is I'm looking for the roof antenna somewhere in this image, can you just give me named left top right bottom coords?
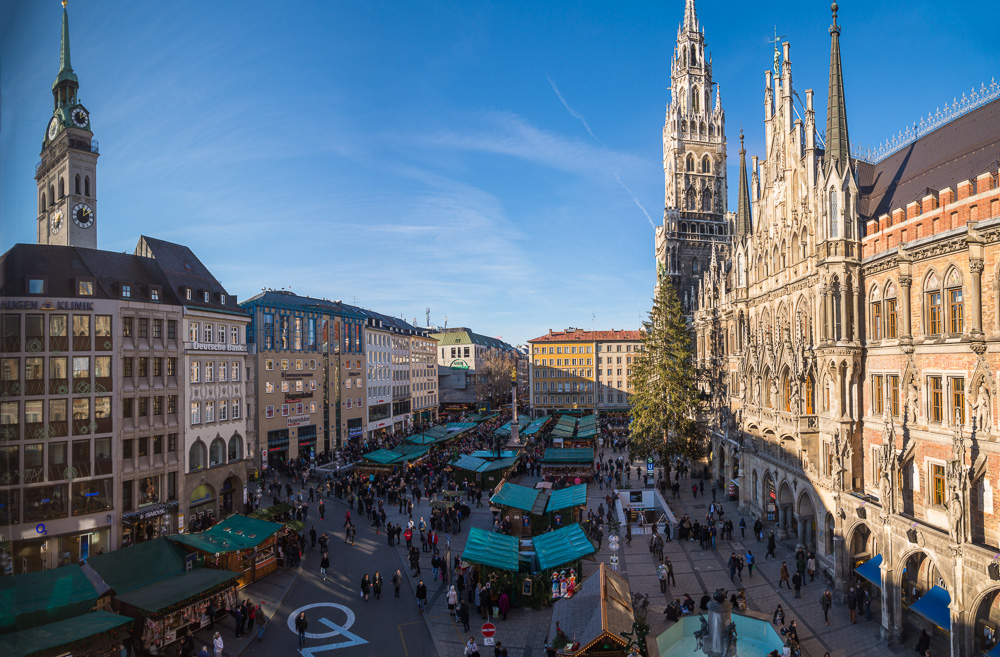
left=444, top=315, right=448, bottom=329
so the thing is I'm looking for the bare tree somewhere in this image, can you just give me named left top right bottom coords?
left=478, top=349, right=520, bottom=409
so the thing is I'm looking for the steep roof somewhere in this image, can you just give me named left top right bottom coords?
left=857, top=97, right=1000, bottom=222
left=429, top=328, right=516, bottom=352
left=239, top=289, right=366, bottom=319
left=547, top=563, right=633, bottom=655
left=136, top=236, right=243, bottom=313
left=529, top=329, right=643, bottom=343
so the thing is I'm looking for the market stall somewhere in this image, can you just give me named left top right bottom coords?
left=532, top=524, right=596, bottom=578
left=541, top=448, right=595, bottom=483
left=462, top=528, right=520, bottom=578
left=0, top=611, right=133, bottom=657
left=545, top=563, right=635, bottom=656
left=169, top=514, right=284, bottom=588
left=0, top=564, right=102, bottom=634
left=490, top=482, right=548, bottom=537
left=545, top=483, right=587, bottom=527
left=86, top=538, right=240, bottom=656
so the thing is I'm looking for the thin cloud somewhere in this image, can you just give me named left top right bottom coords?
left=547, top=77, right=656, bottom=232
left=547, top=75, right=602, bottom=145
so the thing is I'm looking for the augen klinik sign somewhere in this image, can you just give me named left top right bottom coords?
left=1, top=298, right=94, bottom=311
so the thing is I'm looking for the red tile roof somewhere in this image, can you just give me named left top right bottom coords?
left=529, top=329, right=644, bottom=342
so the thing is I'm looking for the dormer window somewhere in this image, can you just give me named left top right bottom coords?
left=77, top=280, right=94, bottom=296
left=121, top=284, right=132, bottom=299
left=150, top=286, right=161, bottom=302
left=203, top=291, right=210, bottom=303
left=28, top=279, right=45, bottom=294
left=185, top=288, right=192, bottom=301
left=220, top=294, right=227, bottom=305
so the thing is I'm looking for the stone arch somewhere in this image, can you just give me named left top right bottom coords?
left=220, top=474, right=243, bottom=515
left=227, top=432, right=244, bottom=461
left=844, top=520, right=876, bottom=563
left=891, top=546, right=951, bottom=593
left=686, top=152, right=696, bottom=172
left=778, top=480, right=794, bottom=506
left=209, top=436, right=226, bottom=467
left=189, top=440, right=207, bottom=471
left=968, top=584, right=1000, bottom=650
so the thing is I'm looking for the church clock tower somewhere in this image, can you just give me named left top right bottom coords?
left=36, top=1, right=98, bottom=250
left=654, top=0, right=728, bottom=314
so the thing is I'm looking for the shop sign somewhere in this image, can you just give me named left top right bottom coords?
left=124, top=502, right=174, bottom=522
left=348, top=426, right=363, bottom=438
left=190, top=342, right=247, bottom=352
left=287, top=414, right=311, bottom=428
left=1, top=298, right=94, bottom=311
left=449, top=359, right=470, bottom=370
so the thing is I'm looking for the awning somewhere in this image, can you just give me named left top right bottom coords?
left=86, top=537, right=188, bottom=596
left=462, top=528, right=519, bottom=571
left=0, top=566, right=100, bottom=634
left=854, top=554, right=883, bottom=587
left=546, top=484, right=588, bottom=513
left=122, top=502, right=179, bottom=524
left=909, top=585, right=951, bottom=632
left=451, top=455, right=488, bottom=472
left=988, top=642, right=1000, bottom=657
left=490, top=482, right=540, bottom=512
left=169, top=514, right=283, bottom=554
left=469, top=450, right=518, bottom=459
left=542, top=448, right=594, bottom=464
left=0, top=610, right=133, bottom=657
left=532, top=523, right=596, bottom=570
left=115, top=568, right=242, bottom=614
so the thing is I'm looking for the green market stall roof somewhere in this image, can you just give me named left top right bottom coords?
left=466, top=412, right=500, bottom=422
left=494, top=416, right=530, bottom=437
left=546, top=484, right=588, bottom=513
left=462, top=528, right=519, bottom=571
left=169, top=514, right=283, bottom=554
left=0, top=610, right=133, bottom=657
left=542, top=448, right=594, bottom=464
left=532, top=523, right=595, bottom=570
left=360, top=445, right=431, bottom=465
left=114, top=568, right=241, bottom=615
left=523, top=416, right=551, bottom=436
left=446, top=422, right=477, bottom=432
left=550, top=415, right=578, bottom=438
left=360, top=449, right=404, bottom=465
left=479, top=456, right=519, bottom=472
left=451, top=454, right=488, bottom=472
left=469, top=450, right=518, bottom=459
left=490, top=482, right=540, bottom=511
left=405, top=434, right=440, bottom=445
left=0, top=566, right=100, bottom=634
left=86, top=538, right=188, bottom=595
left=422, top=426, right=451, bottom=440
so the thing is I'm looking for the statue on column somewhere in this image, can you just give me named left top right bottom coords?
left=905, top=378, right=919, bottom=425
left=833, top=428, right=852, bottom=492
left=878, top=409, right=897, bottom=515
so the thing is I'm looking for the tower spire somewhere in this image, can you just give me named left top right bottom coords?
left=59, top=1, right=72, bottom=76
left=683, top=0, right=698, bottom=32
left=825, top=2, right=850, bottom=172
left=736, top=129, right=752, bottom=239
left=53, top=0, right=79, bottom=110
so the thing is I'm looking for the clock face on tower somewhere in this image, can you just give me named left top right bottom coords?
left=51, top=209, right=64, bottom=234
left=48, top=116, right=60, bottom=141
left=73, top=203, right=94, bottom=228
left=71, top=108, right=89, bottom=128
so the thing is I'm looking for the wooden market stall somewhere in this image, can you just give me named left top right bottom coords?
left=545, top=563, right=635, bottom=656
left=490, top=481, right=548, bottom=538
left=545, top=483, right=588, bottom=528
left=169, top=514, right=284, bottom=588
left=541, top=448, right=595, bottom=483
left=0, top=611, right=134, bottom=657
left=86, top=539, right=240, bottom=656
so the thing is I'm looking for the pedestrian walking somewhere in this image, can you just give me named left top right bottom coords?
left=792, top=571, right=802, bottom=598
left=465, top=637, right=480, bottom=657
left=846, top=587, right=857, bottom=623
left=360, top=574, right=371, bottom=601
left=864, top=588, right=872, bottom=621
left=746, top=550, right=755, bottom=578
left=754, top=518, right=763, bottom=542
left=820, top=589, right=832, bottom=626
left=320, top=553, right=330, bottom=581
left=807, top=554, right=817, bottom=582
left=247, top=601, right=256, bottom=633
left=392, top=569, right=402, bottom=598
left=416, top=580, right=428, bottom=612
left=665, top=557, right=676, bottom=585
left=212, top=632, right=223, bottom=657
left=255, top=603, right=267, bottom=642
left=458, top=601, right=471, bottom=631
left=657, top=562, right=668, bottom=593
left=295, top=612, right=308, bottom=648
left=448, top=585, right=459, bottom=618
left=739, top=517, right=746, bottom=539
left=766, top=531, right=776, bottom=558
left=779, top=562, right=790, bottom=589
left=373, top=571, right=383, bottom=600
left=729, top=553, right=738, bottom=582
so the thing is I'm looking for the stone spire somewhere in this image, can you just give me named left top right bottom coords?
left=825, top=2, right=850, bottom=173
left=735, top=130, right=752, bottom=239
left=683, top=0, right=698, bottom=32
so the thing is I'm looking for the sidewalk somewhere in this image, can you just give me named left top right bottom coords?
left=185, top=565, right=300, bottom=657
left=609, top=459, right=909, bottom=657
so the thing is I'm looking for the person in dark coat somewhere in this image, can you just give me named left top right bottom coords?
left=457, top=601, right=471, bottom=631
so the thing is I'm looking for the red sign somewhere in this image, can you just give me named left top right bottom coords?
left=481, top=623, right=496, bottom=638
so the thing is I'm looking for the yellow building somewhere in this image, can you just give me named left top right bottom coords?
left=528, top=328, right=597, bottom=416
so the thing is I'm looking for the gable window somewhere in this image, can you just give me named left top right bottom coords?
left=203, top=291, right=210, bottom=303
left=150, top=287, right=160, bottom=302
left=185, top=288, right=192, bottom=300
left=925, top=272, right=942, bottom=336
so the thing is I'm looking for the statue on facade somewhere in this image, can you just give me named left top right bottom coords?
left=974, top=381, right=992, bottom=436
left=789, top=383, right=800, bottom=414
left=948, top=490, right=965, bottom=543
left=905, top=379, right=919, bottom=425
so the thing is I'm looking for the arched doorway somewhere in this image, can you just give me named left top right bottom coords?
left=898, top=550, right=950, bottom=653
left=971, top=587, right=1000, bottom=655
left=796, top=491, right=816, bottom=550
left=847, top=523, right=875, bottom=566
left=189, top=483, right=216, bottom=530
left=221, top=475, right=242, bottom=516
left=778, top=481, right=796, bottom=538
left=762, top=473, right=777, bottom=522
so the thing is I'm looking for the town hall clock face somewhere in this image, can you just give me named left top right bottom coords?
left=71, top=108, right=89, bottom=128
left=50, top=209, right=64, bottom=234
left=47, top=116, right=60, bottom=141
left=72, top=203, right=94, bottom=228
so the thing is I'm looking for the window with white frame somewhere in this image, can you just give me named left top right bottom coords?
left=190, top=402, right=200, bottom=424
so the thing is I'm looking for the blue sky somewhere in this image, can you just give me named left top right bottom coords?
left=2, top=1, right=998, bottom=345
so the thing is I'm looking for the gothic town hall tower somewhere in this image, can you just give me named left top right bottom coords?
left=654, top=0, right=729, bottom=314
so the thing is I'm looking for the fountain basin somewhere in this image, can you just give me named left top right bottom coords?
left=655, top=613, right=785, bottom=657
